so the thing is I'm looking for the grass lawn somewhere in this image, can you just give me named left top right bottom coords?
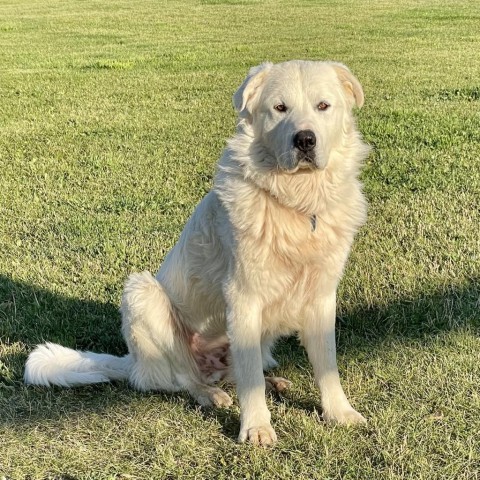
left=1, top=0, right=479, bottom=478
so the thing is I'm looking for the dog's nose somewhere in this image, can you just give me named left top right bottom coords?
left=293, top=130, right=316, bottom=152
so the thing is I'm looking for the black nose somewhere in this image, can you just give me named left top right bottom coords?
left=293, top=130, right=316, bottom=152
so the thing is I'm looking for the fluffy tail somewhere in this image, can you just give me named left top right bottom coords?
left=24, top=342, right=131, bottom=387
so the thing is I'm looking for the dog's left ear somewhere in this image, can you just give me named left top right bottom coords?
left=233, top=62, right=273, bottom=118
left=331, top=63, right=364, bottom=108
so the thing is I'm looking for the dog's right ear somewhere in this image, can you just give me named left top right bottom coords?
left=233, top=62, right=272, bottom=119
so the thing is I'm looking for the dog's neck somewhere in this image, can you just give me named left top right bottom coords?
left=246, top=171, right=319, bottom=231
left=244, top=167, right=333, bottom=216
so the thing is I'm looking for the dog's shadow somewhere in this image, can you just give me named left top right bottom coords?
left=1, top=274, right=478, bottom=437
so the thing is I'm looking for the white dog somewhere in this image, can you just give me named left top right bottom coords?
left=25, top=60, right=370, bottom=445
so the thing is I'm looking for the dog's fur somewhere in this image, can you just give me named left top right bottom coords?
left=25, top=60, right=370, bottom=445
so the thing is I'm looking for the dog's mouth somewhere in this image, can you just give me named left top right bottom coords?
left=297, top=153, right=316, bottom=168
left=283, top=163, right=317, bottom=174
left=269, top=148, right=323, bottom=174
left=283, top=151, right=319, bottom=173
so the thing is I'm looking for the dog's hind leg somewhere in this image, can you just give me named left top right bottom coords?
left=121, top=271, right=232, bottom=407
left=121, top=271, right=194, bottom=392
left=261, top=337, right=292, bottom=394
left=261, top=336, right=279, bottom=370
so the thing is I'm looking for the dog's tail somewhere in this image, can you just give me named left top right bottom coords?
left=24, top=342, right=131, bottom=387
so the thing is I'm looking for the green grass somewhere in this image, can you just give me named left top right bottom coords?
left=1, top=0, right=479, bottom=478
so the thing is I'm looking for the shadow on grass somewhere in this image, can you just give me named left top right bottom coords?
left=339, top=281, right=479, bottom=346
left=0, top=274, right=240, bottom=439
left=0, top=274, right=478, bottom=435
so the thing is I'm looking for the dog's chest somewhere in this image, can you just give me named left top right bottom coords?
left=215, top=173, right=365, bottom=311
left=253, top=201, right=352, bottom=266
left=247, top=212, right=353, bottom=333
left=238, top=202, right=354, bottom=305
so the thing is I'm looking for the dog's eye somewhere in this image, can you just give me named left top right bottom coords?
left=317, top=101, right=330, bottom=111
left=274, top=103, right=288, bottom=113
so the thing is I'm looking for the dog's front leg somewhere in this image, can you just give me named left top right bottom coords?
left=226, top=299, right=277, bottom=446
left=301, top=290, right=366, bottom=425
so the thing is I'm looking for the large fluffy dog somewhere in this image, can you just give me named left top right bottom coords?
left=25, top=60, right=370, bottom=445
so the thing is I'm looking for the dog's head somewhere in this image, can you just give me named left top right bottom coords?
left=233, top=60, right=364, bottom=173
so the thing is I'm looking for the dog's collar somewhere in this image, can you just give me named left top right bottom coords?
left=310, top=214, right=317, bottom=232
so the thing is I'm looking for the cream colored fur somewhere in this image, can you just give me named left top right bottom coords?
left=25, top=60, right=370, bottom=445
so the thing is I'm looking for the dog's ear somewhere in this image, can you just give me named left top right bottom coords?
left=331, top=63, right=364, bottom=108
left=233, top=62, right=273, bottom=117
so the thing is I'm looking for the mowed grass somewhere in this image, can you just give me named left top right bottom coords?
left=0, top=0, right=479, bottom=478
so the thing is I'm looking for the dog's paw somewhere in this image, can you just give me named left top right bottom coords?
left=210, top=387, right=233, bottom=408
left=323, top=407, right=366, bottom=425
left=192, top=386, right=233, bottom=408
left=265, top=376, right=292, bottom=393
left=238, top=424, right=277, bottom=446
